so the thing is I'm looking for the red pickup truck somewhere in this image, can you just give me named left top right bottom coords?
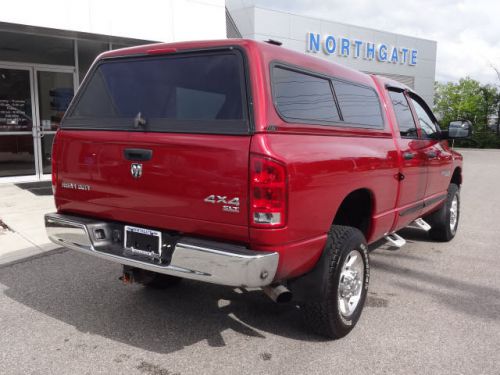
left=45, top=39, right=470, bottom=339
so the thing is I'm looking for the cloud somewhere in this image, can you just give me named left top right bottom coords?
left=234, top=0, right=500, bottom=84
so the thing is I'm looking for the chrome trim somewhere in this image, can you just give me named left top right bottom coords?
left=338, top=249, right=364, bottom=318
left=130, top=163, right=142, bottom=179
left=262, top=284, right=292, bottom=303
left=45, top=213, right=279, bottom=287
left=450, top=194, right=459, bottom=233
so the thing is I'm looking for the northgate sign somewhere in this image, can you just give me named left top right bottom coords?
left=306, top=32, right=418, bottom=66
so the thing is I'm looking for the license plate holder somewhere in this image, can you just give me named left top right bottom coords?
left=124, top=225, right=162, bottom=258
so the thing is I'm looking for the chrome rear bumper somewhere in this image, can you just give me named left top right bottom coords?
left=45, top=213, right=278, bottom=287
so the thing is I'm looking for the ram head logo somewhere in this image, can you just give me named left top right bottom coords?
left=130, top=163, right=143, bottom=179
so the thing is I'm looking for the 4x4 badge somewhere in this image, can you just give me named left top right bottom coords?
left=130, top=163, right=143, bottom=179
left=204, top=194, right=240, bottom=213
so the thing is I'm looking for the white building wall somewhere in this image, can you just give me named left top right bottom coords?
left=0, top=0, right=226, bottom=42
left=228, top=6, right=437, bottom=106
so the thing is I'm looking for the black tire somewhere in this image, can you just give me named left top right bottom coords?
left=425, top=183, right=460, bottom=242
left=301, top=225, right=369, bottom=339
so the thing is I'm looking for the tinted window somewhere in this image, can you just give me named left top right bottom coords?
left=410, top=97, right=439, bottom=138
left=333, top=80, right=383, bottom=128
left=65, top=52, right=247, bottom=134
left=389, top=91, right=418, bottom=138
left=273, top=67, right=340, bottom=123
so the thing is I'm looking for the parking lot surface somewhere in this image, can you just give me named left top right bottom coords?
left=1, top=149, right=499, bottom=375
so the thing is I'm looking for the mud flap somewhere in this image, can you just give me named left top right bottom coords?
left=287, top=238, right=333, bottom=303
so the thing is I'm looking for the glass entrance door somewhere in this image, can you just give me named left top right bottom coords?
left=0, top=63, right=75, bottom=182
left=35, top=69, right=75, bottom=177
left=0, top=66, right=37, bottom=180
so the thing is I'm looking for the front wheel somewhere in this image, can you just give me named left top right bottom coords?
left=301, top=225, right=369, bottom=339
left=425, top=183, right=460, bottom=242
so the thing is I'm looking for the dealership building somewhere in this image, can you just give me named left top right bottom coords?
left=0, top=0, right=437, bottom=183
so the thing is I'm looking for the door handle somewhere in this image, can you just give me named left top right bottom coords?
left=124, top=148, right=153, bottom=161
left=426, top=151, right=437, bottom=159
left=402, top=152, right=415, bottom=160
left=32, top=124, right=43, bottom=138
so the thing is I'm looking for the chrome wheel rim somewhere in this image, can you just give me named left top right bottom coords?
left=450, top=195, right=459, bottom=232
left=338, top=250, right=364, bottom=318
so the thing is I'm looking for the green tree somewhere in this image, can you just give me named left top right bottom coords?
left=434, top=77, right=500, bottom=148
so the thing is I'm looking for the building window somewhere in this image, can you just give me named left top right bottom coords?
left=0, top=30, right=74, bottom=66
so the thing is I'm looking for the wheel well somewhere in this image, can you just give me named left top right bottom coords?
left=451, top=167, right=462, bottom=186
left=332, top=189, right=373, bottom=238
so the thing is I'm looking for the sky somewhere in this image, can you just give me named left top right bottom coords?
left=233, top=0, right=500, bottom=85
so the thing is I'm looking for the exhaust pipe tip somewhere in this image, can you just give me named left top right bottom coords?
left=275, top=290, right=292, bottom=303
left=262, top=284, right=292, bottom=303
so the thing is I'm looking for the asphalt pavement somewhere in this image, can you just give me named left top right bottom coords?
left=0, top=149, right=499, bottom=375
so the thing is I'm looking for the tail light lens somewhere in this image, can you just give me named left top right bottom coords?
left=250, top=155, right=287, bottom=227
left=51, top=132, right=59, bottom=194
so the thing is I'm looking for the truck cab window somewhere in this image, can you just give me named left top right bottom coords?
left=272, top=67, right=340, bottom=123
left=332, top=80, right=384, bottom=128
left=410, top=97, right=439, bottom=139
left=389, top=90, right=418, bottom=138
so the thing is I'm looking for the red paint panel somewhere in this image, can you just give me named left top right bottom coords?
left=255, top=234, right=328, bottom=280
left=56, top=130, right=251, bottom=242
left=249, top=133, right=400, bottom=246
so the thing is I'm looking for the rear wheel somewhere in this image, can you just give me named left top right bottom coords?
left=425, top=183, right=460, bottom=242
left=301, top=225, right=369, bottom=339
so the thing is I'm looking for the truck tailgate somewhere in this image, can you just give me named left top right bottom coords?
left=55, top=130, right=251, bottom=241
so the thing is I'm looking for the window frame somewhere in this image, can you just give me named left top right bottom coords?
left=62, top=46, right=253, bottom=135
left=388, top=88, right=420, bottom=139
left=407, top=93, right=442, bottom=140
left=270, top=63, right=341, bottom=126
left=270, top=61, right=385, bottom=130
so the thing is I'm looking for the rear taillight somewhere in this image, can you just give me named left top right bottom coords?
left=250, top=155, right=287, bottom=227
left=51, top=133, right=59, bottom=194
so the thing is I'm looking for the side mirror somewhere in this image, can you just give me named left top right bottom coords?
left=447, top=120, right=473, bottom=139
